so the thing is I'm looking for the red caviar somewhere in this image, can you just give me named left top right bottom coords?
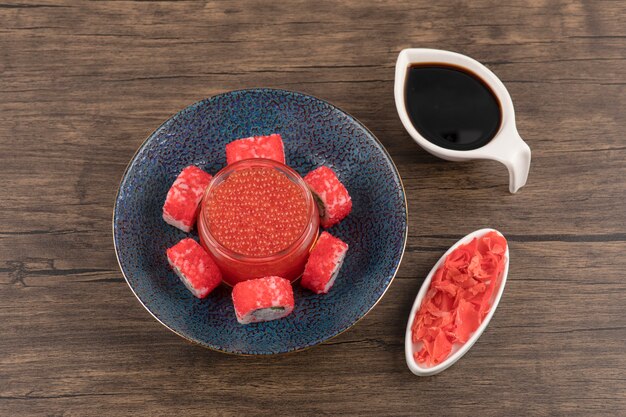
left=206, top=167, right=308, bottom=257
left=412, top=231, right=507, bottom=366
left=198, top=159, right=319, bottom=286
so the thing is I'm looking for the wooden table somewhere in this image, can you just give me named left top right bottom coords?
left=1, top=1, right=624, bottom=415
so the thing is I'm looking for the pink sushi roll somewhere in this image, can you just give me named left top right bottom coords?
left=225, top=134, right=285, bottom=165
left=301, top=232, right=349, bottom=294
left=166, top=238, right=222, bottom=298
left=304, top=166, right=352, bottom=228
left=231, top=276, right=294, bottom=324
left=162, top=166, right=212, bottom=232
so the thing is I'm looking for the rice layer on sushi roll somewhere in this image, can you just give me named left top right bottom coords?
left=166, top=238, right=222, bottom=298
left=231, top=276, right=295, bottom=324
left=225, top=134, right=285, bottom=165
left=162, top=165, right=212, bottom=232
left=304, top=166, right=352, bottom=228
left=301, top=232, right=349, bottom=294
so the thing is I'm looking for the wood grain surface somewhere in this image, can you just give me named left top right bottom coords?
left=1, top=1, right=625, bottom=416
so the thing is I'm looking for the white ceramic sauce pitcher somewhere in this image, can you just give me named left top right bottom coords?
left=394, top=48, right=531, bottom=193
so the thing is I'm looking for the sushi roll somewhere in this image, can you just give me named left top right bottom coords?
left=166, top=238, right=222, bottom=298
left=231, top=276, right=294, bottom=324
left=162, top=165, right=212, bottom=232
left=304, top=166, right=352, bottom=228
left=225, top=134, right=285, bottom=165
left=301, top=231, right=349, bottom=294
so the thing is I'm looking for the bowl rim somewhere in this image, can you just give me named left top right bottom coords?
left=112, top=87, right=408, bottom=355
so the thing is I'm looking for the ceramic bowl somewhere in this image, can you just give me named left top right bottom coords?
left=394, top=48, right=531, bottom=193
left=113, top=88, right=407, bottom=355
left=405, top=228, right=509, bottom=375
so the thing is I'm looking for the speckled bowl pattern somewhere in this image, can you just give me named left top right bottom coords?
left=113, top=88, right=407, bottom=355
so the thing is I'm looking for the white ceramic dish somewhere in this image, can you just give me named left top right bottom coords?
left=394, top=48, right=531, bottom=193
left=405, top=228, right=509, bottom=376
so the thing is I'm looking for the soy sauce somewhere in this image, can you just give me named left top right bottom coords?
left=405, top=64, right=501, bottom=150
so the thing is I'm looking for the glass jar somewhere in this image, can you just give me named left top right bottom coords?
left=198, top=159, right=319, bottom=286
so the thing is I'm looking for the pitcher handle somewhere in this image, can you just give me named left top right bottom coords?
left=487, top=131, right=531, bottom=193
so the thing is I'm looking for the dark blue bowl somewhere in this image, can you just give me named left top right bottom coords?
left=113, top=89, right=407, bottom=354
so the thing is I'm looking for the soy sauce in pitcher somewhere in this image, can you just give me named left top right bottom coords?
left=405, top=64, right=501, bottom=151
